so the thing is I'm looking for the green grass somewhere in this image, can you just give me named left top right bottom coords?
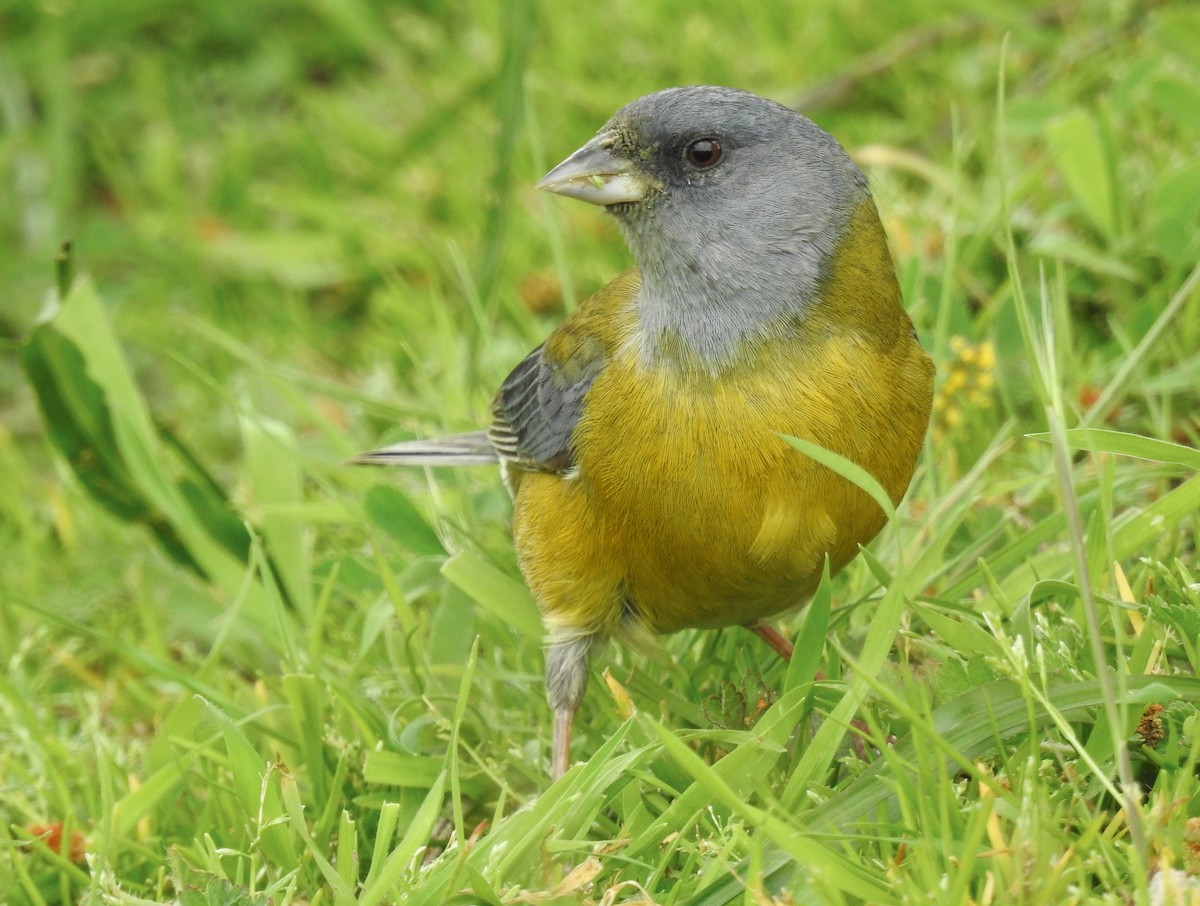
left=3, top=0, right=1200, bottom=903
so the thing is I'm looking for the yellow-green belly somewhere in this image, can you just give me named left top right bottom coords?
left=511, top=328, right=934, bottom=639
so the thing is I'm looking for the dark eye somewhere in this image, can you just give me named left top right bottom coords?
left=685, top=138, right=723, bottom=169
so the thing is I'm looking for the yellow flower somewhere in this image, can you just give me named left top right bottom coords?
left=935, top=337, right=996, bottom=434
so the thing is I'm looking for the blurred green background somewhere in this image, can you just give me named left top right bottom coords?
left=3, top=0, right=1200, bottom=902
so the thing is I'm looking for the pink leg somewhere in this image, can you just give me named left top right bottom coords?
left=551, top=708, right=573, bottom=781
left=747, top=624, right=794, bottom=661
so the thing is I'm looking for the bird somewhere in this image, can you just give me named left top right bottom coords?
left=356, top=86, right=935, bottom=780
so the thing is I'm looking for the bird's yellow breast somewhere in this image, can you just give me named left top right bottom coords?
left=511, top=203, right=934, bottom=639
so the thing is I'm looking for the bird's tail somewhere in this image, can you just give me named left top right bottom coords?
left=351, top=430, right=499, bottom=466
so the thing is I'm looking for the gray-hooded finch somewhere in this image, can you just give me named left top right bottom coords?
left=357, top=86, right=934, bottom=779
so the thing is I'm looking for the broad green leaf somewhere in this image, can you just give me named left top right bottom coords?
left=363, top=751, right=445, bottom=789
left=1028, top=229, right=1138, bottom=280
left=1044, top=108, right=1116, bottom=240
left=1149, top=74, right=1200, bottom=137
left=363, top=483, right=445, bottom=556
left=243, top=414, right=312, bottom=616
left=1147, top=163, right=1200, bottom=264
left=441, top=549, right=543, bottom=640
left=111, top=746, right=204, bottom=837
left=22, top=276, right=277, bottom=637
left=913, top=603, right=1005, bottom=659
left=23, top=319, right=202, bottom=572
left=1028, top=427, right=1200, bottom=471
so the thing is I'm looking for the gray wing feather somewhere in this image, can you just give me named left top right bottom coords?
left=488, top=345, right=598, bottom=474
left=354, top=347, right=597, bottom=474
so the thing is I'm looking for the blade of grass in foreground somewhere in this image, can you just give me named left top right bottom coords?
left=1028, top=427, right=1200, bottom=471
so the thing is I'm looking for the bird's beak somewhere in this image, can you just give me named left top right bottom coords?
left=536, top=133, right=655, bottom=206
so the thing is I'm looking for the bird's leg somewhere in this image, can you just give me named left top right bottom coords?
left=544, top=633, right=602, bottom=780
left=746, top=623, right=794, bottom=661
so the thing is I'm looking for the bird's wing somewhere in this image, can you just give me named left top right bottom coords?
left=487, top=343, right=601, bottom=474
left=356, top=270, right=638, bottom=475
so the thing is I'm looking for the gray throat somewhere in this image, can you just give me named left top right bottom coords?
left=627, top=223, right=834, bottom=367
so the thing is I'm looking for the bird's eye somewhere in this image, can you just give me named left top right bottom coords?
left=684, top=138, right=723, bottom=169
